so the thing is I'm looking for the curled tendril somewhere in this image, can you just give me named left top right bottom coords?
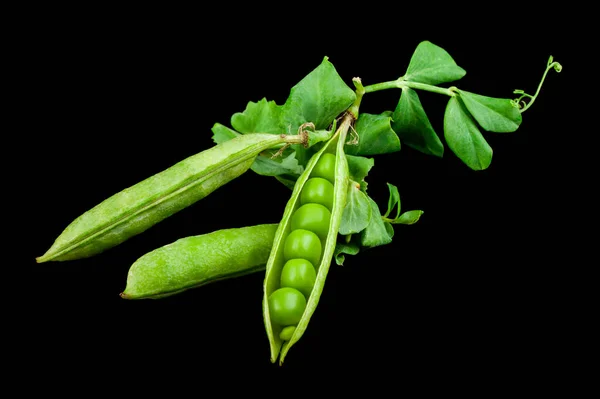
left=552, top=62, right=563, bottom=73
left=513, top=55, right=562, bottom=113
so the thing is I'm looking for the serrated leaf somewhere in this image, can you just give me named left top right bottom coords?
left=392, top=88, right=444, bottom=157
left=360, top=197, right=393, bottom=248
left=250, top=151, right=304, bottom=177
left=211, top=123, right=240, bottom=144
left=345, top=113, right=400, bottom=156
left=404, top=41, right=466, bottom=85
left=334, top=241, right=360, bottom=265
left=390, top=210, right=424, bottom=225
left=339, top=181, right=372, bottom=235
left=443, top=97, right=493, bottom=170
left=282, top=57, right=356, bottom=132
left=457, top=90, right=522, bottom=133
left=346, top=155, right=374, bottom=192
left=384, top=182, right=401, bottom=219
left=231, top=98, right=284, bottom=134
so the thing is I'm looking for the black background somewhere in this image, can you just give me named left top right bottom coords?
left=21, top=5, right=569, bottom=393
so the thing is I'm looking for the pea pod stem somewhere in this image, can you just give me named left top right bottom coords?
left=37, top=132, right=306, bottom=263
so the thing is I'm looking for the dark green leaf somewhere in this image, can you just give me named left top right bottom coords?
left=339, top=181, right=372, bottom=235
left=231, top=98, right=284, bottom=134
left=457, top=90, right=522, bottom=133
left=281, top=57, right=356, bottom=132
left=389, top=210, right=424, bottom=225
left=404, top=41, right=466, bottom=85
left=345, top=113, right=400, bottom=156
left=392, top=88, right=444, bottom=157
left=334, top=241, right=360, bottom=265
left=443, top=97, right=493, bottom=170
left=384, top=182, right=401, bottom=219
left=360, top=197, right=393, bottom=248
left=211, top=123, right=240, bottom=144
left=346, top=155, right=374, bottom=192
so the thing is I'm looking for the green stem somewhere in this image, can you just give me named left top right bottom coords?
left=348, top=77, right=365, bottom=119
left=364, top=78, right=456, bottom=97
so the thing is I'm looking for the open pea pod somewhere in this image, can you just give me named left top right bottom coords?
left=263, top=113, right=352, bottom=365
left=37, top=133, right=305, bottom=263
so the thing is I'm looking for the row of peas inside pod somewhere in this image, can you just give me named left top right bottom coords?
left=267, top=153, right=337, bottom=341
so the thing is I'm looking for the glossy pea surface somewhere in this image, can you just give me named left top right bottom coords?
left=279, top=326, right=296, bottom=341
left=281, top=258, right=316, bottom=298
left=310, top=153, right=336, bottom=183
left=268, top=287, right=307, bottom=326
left=283, top=229, right=322, bottom=267
left=290, top=203, right=331, bottom=240
left=300, top=177, right=334, bottom=211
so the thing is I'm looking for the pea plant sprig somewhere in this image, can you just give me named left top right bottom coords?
left=37, top=40, right=561, bottom=365
left=212, top=40, right=561, bottom=265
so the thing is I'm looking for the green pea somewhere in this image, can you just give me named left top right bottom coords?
left=268, top=287, right=307, bottom=326
left=310, top=153, right=336, bottom=183
left=283, top=229, right=322, bottom=267
left=300, top=177, right=334, bottom=211
left=279, top=326, right=296, bottom=341
left=280, top=258, right=316, bottom=298
left=290, top=203, right=331, bottom=240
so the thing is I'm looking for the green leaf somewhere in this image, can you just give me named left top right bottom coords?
left=345, top=113, right=400, bottom=156
left=334, top=241, right=360, bottom=265
left=456, top=90, right=522, bottom=133
left=360, top=197, right=393, bottom=248
left=231, top=98, right=284, bottom=134
left=250, top=151, right=303, bottom=177
left=389, top=210, right=424, bottom=225
left=383, top=182, right=401, bottom=219
left=384, top=221, right=394, bottom=239
left=392, top=88, right=444, bottom=157
left=211, top=123, right=240, bottom=144
left=443, top=97, right=493, bottom=170
left=307, top=129, right=335, bottom=148
left=346, top=155, right=374, bottom=192
left=282, top=56, right=356, bottom=132
left=339, top=181, right=372, bottom=235
left=404, top=40, right=466, bottom=85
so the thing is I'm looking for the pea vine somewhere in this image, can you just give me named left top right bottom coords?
left=212, top=40, right=561, bottom=265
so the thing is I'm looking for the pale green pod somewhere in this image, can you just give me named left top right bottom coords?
left=263, top=114, right=352, bottom=365
left=121, top=224, right=278, bottom=299
left=37, top=133, right=303, bottom=263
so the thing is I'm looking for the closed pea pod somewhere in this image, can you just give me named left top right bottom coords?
left=263, top=113, right=353, bottom=365
left=37, top=132, right=306, bottom=263
left=121, top=224, right=278, bottom=299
